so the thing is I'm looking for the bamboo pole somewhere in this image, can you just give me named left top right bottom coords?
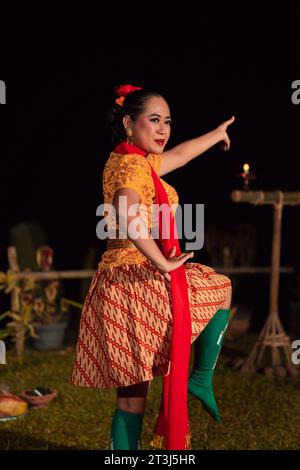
left=7, top=247, right=24, bottom=360
left=231, top=190, right=300, bottom=206
left=213, top=267, right=293, bottom=275
left=270, top=202, right=282, bottom=315
left=17, top=270, right=96, bottom=281
left=13, top=267, right=294, bottom=282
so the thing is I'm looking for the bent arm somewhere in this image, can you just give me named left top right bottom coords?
left=113, top=187, right=168, bottom=272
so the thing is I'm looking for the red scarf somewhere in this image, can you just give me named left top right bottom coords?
left=114, top=141, right=192, bottom=450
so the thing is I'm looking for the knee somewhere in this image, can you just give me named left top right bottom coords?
left=221, top=283, right=232, bottom=310
left=117, top=397, right=147, bottom=414
left=116, top=381, right=151, bottom=414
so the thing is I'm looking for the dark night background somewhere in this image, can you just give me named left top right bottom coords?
left=1, top=8, right=300, bottom=337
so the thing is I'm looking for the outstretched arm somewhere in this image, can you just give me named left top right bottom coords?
left=158, top=116, right=235, bottom=177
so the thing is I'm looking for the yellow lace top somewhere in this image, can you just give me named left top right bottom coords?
left=98, top=152, right=179, bottom=270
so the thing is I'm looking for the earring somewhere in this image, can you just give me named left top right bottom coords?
left=126, top=128, right=134, bottom=145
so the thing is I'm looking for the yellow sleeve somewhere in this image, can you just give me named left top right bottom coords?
left=146, top=153, right=162, bottom=174
left=114, top=154, right=149, bottom=202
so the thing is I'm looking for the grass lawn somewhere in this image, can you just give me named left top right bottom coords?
left=0, top=334, right=300, bottom=450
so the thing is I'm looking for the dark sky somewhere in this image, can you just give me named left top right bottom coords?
left=1, top=9, right=300, bottom=277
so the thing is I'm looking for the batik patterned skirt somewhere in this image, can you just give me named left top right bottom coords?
left=69, top=257, right=231, bottom=389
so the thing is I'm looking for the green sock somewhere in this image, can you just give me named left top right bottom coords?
left=109, top=408, right=144, bottom=450
left=188, top=308, right=230, bottom=422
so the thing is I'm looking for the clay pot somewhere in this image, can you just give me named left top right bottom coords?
left=19, top=388, right=58, bottom=408
left=226, top=306, right=252, bottom=341
left=31, top=321, right=68, bottom=351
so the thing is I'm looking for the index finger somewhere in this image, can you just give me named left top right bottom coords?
left=226, top=115, right=235, bottom=126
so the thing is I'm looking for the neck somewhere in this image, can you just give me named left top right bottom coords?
left=114, top=140, right=147, bottom=156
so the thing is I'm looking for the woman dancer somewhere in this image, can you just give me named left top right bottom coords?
left=70, top=84, right=234, bottom=450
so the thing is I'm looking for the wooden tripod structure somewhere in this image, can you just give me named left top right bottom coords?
left=231, top=190, right=300, bottom=376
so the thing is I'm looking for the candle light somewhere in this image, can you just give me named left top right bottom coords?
left=243, top=163, right=250, bottom=175
left=236, top=163, right=257, bottom=191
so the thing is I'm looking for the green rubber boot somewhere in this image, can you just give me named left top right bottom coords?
left=188, top=308, right=230, bottom=422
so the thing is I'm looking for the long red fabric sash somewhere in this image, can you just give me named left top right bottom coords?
left=114, top=141, right=192, bottom=450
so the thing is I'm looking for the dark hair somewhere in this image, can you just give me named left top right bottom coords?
left=106, top=88, right=165, bottom=147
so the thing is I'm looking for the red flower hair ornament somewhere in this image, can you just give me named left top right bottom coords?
left=114, top=83, right=142, bottom=107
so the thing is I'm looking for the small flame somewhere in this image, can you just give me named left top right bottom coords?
left=243, top=163, right=250, bottom=173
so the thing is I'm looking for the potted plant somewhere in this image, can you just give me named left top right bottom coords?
left=30, top=281, right=70, bottom=351
left=30, top=247, right=85, bottom=350
left=28, top=246, right=70, bottom=350
left=0, top=246, right=81, bottom=357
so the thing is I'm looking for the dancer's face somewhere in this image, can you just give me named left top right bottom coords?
left=123, top=96, right=172, bottom=154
